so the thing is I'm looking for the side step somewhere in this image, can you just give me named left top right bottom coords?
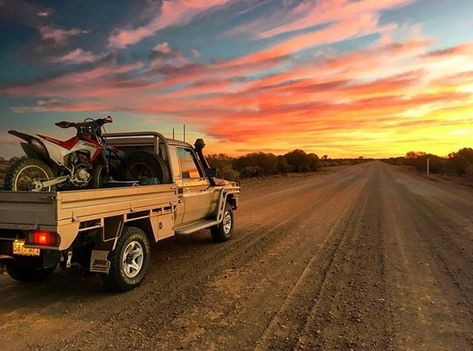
left=175, top=220, right=219, bottom=235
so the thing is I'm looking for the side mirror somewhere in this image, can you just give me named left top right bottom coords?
left=205, top=167, right=217, bottom=178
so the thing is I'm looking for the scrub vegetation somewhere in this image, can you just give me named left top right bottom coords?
left=384, top=147, right=473, bottom=183
left=207, top=150, right=371, bottom=180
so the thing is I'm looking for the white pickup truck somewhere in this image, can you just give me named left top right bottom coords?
left=0, top=132, right=240, bottom=291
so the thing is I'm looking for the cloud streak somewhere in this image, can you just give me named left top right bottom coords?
left=39, top=26, right=89, bottom=44
left=50, top=48, right=102, bottom=64
left=108, top=0, right=229, bottom=49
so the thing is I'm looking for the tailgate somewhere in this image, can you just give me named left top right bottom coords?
left=0, top=191, right=56, bottom=229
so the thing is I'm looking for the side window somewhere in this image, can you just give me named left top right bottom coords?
left=176, top=148, right=202, bottom=179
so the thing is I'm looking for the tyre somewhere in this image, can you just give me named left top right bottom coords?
left=211, top=204, right=234, bottom=242
left=3, top=158, right=55, bottom=191
left=103, top=226, right=151, bottom=292
left=89, top=162, right=110, bottom=188
left=120, top=151, right=171, bottom=184
left=6, top=262, right=56, bottom=282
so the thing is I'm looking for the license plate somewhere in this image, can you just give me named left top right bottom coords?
left=13, top=240, right=40, bottom=257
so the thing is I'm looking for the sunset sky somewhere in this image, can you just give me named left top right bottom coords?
left=1, top=0, right=472, bottom=158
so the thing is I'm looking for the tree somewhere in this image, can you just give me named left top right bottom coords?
left=405, top=151, right=426, bottom=159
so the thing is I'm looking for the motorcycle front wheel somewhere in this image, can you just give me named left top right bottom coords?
left=3, top=158, right=55, bottom=191
left=89, top=162, right=110, bottom=188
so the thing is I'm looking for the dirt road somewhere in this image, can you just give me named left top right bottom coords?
left=1, top=161, right=473, bottom=350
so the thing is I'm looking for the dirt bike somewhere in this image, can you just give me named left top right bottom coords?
left=4, top=116, right=117, bottom=191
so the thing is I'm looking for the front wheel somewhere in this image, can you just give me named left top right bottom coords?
left=103, top=226, right=151, bottom=292
left=211, top=204, right=234, bottom=242
left=3, top=158, right=55, bottom=191
left=89, top=162, right=110, bottom=188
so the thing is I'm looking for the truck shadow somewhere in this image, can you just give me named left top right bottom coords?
left=0, top=230, right=216, bottom=317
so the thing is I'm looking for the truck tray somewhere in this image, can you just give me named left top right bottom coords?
left=0, top=184, right=179, bottom=249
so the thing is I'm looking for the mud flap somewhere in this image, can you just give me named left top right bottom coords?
left=90, top=250, right=111, bottom=273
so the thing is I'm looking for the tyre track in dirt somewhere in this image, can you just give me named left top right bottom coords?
left=255, top=162, right=389, bottom=351
left=381, top=165, right=473, bottom=350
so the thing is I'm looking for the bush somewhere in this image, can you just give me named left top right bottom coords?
left=403, top=151, right=445, bottom=174
left=207, top=154, right=239, bottom=180
left=233, top=152, right=279, bottom=176
left=447, top=148, right=473, bottom=175
left=277, top=155, right=292, bottom=173
left=397, top=148, right=473, bottom=183
left=206, top=150, right=322, bottom=179
left=284, top=149, right=320, bottom=172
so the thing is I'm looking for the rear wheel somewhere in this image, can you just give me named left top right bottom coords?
left=6, top=262, right=56, bottom=282
left=3, top=158, right=55, bottom=191
left=103, top=226, right=151, bottom=292
left=120, top=151, right=170, bottom=184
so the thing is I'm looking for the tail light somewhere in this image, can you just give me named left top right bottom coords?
left=26, top=231, right=60, bottom=247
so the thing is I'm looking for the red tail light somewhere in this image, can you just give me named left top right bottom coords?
left=27, top=231, right=59, bottom=247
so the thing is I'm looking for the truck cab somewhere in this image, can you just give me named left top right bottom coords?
left=0, top=131, right=240, bottom=291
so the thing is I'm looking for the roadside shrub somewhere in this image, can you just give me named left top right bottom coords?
left=207, top=154, right=239, bottom=180
left=403, top=151, right=446, bottom=174
left=465, top=164, right=473, bottom=183
left=447, top=148, right=473, bottom=175
left=283, top=150, right=321, bottom=172
left=277, top=155, right=292, bottom=173
left=233, top=152, right=279, bottom=176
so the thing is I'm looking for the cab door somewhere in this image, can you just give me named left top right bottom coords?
left=175, top=147, right=213, bottom=224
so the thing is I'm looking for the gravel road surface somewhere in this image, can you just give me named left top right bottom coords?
left=1, top=161, right=473, bottom=350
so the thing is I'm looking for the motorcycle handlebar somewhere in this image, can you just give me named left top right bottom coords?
left=55, top=116, right=113, bottom=130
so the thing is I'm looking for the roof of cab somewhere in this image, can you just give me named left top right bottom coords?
left=166, top=138, right=194, bottom=148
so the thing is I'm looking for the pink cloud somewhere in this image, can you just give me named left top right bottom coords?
left=108, top=0, right=229, bottom=49
left=153, top=42, right=171, bottom=54
left=38, top=26, right=89, bottom=44
left=191, top=48, right=202, bottom=57
left=225, top=0, right=413, bottom=39
left=227, top=13, right=384, bottom=67
left=425, top=42, right=473, bottom=58
left=50, top=48, right=101, bottom=64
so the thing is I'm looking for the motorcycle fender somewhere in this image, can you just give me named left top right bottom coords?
left=20, top=142, right=50, bottom=161
left=37, top=137, right=69, bottom=166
